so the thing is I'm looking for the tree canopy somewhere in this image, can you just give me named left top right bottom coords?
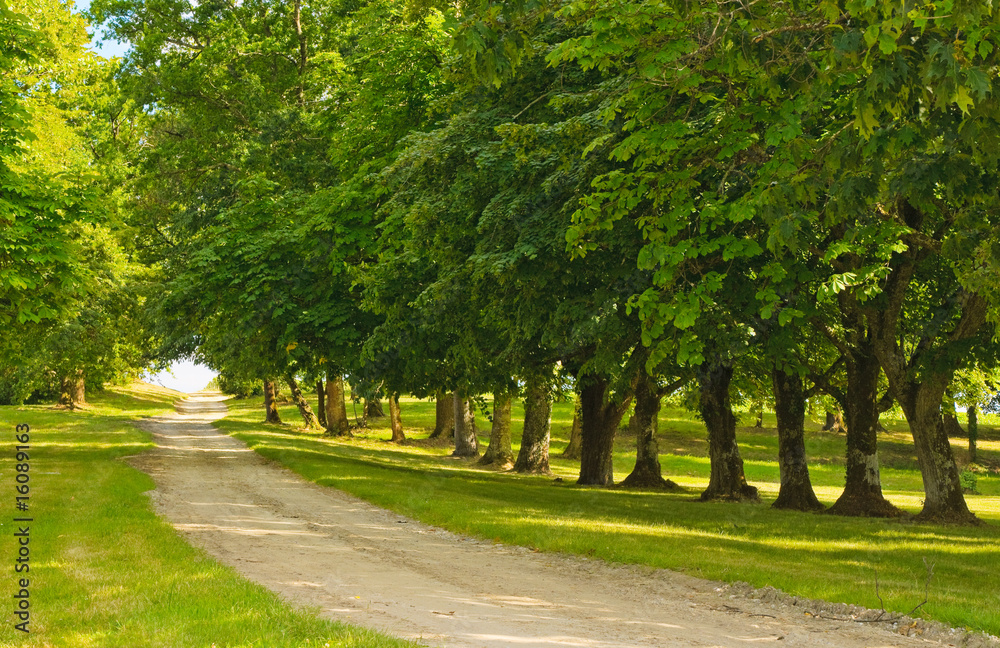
left=6, top=0, right=1000, bottom=523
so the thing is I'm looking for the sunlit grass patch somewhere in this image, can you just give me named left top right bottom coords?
left=0, top=383, right=417, bottom=648
left=222, top=392, right=1000, bottom=637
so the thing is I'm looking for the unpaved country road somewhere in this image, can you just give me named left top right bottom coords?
left=130, top=393, right=974, bottom=648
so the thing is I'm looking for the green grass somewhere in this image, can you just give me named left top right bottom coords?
left=221, top=394, right=1000, bottom=637
left=0, top=383, right=417, bottom=648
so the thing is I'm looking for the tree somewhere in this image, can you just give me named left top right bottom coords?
left=1, top=0, right=97, bottom=341
left=770, top=367, right=823, bottom=511
left=513, top=377, right=551, bottom=474
left=553, top=0, right=1000, bottom=522
left=452, top=392, right=479, bottom=458
left=478, top=390, right=514, bottom=469
left=619, top=372, right=686, bottom=489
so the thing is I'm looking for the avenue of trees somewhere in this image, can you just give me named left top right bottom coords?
left=5, top=0, right=1000, bottom=525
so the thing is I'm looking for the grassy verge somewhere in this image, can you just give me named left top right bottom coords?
left=0, top=383, right=417, bottom=648
left=220, top=394, right=1000, bottom=637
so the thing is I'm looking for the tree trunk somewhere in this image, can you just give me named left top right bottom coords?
left=479, top=392, right=514, bottom=469
left=895, top=387, right=978, bottom=523
left=286, top=376, right=320, bottom=429
left=621, top=373, right=677, bottom=489
left=59, top=370, right=86, bottom=409
left=452, top=392, right=479, bottom=457
left=770, top=368, right=823, bottom=511
left=827, top=337, right=900, bottom=517
left=561, top=394, right=583, bottom=460
left=365, top=398, right=385, bottom=418
left=867, top=225, right=983, bottom=524
left=430, top=390, right=455, bottom=441
left=698, top=361, right=758, bottom=502
left=388, top=393, right=405, bottom=443
left=577, top=377, right=631, bottom=486
left=325, top=373, right=350, bottom=436
left=755, top=410, right=764, bottom=428
left=316, top=380, right=327, bottom=428
left=944, top=406, right=966, bottom=439
left=263, top=379, right=282, bottom=424
left=968, top=405, right=979, bottom=464
left=514, top=381, right=551, bottom=474
left=823, top=410, right=845, bottom=432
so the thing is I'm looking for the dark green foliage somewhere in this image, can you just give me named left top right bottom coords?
left=216, top=374, right=263, bottom=399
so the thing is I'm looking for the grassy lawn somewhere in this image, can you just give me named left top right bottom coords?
left=0, top=383, right=417, bottom=648
left=220, top=393, right=1000, bottom=637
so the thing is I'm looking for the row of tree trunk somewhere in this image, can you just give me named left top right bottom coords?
left=260, top=356, right=980, bottom=524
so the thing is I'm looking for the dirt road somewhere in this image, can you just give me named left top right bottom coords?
left=129, top=393, right=984, bottom=648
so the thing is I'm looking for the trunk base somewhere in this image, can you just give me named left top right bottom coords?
left=618, top=470, right=681, bottom=490
left=478, top=453, right=514, bottom=470
left=826, top=492, right=904, bottom=518
left=771, top=488, right=825, bottom=512
left=700, top=483, right=759, bottom=502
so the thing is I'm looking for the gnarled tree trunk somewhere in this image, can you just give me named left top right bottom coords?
left=827, top=337, right=899, bottom=517
left=621, top=373, right=676, bottom=489
left=388, top=393, right=405, bottom=443
left=325, top=373, right=350, bottom=436
left=578, top=377, right=631, bottom=486
left=698, top=361, right=758, bottom=502
left=771, top=368, right=823, bottom=511
left=479, top=392, right=514, bottom=469
left=430, top=390, right=455, bottom=441
left=514, top=381, right=551, bottom=474
left=894, top=388, right=977, bottom=523
left=452, top=392, right=479, bottom=457
left=286, top=375, right=320, bottom=429
left=263, top=379, right=282, bottom=424
left=867, top=225, right=983, bottom=524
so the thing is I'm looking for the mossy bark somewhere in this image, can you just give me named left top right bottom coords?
left=479, top=392, right=514, bottom=469
left=430, top=391, right=454, bottom=442
left=324, top=374, right=350, bottom=436
left=770, top=368, right=823, bottom=511
left=620, top=374, right=677, bottom=489
left=452, top=392, right=479, bottom=457
left=866, top=223, right=983, bottom=524
left=263, top=379, right=282, bottom=424
left=698, top=362, right=758, bottom=502
left=577, top=377, right=631, bottom=486
left=388, top=393, right=405, bottom=443
left=59, top=370, right=86, bottom=409
left=827, top=338, right=900, bottom=517
left=514, top=382, right=551, bottom=474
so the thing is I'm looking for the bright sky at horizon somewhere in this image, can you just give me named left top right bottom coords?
left=144, top=360, right=217, bottom=394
